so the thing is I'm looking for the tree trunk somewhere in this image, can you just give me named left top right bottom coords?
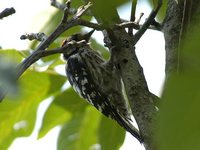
left=163, top=0, right=200, bottom=75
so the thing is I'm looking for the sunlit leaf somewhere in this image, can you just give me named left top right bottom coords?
left=47, top=73, right=66, bottom=95
left=0, top=71, right=50, bottom=150
left=48, top=58, right=64, bottom=70
left=98, top=116, right=125, bottom=150
left=38, top=100, right=71, bottom=139
left=84, top=0, right=128, bottom=25
left=156, top=19, right=200, bottom=150
left=57, top=106, right=101, bottom=150
left=90, top=39, right=110, bottom=60
left=0, top=49, right=24, bottom=63
left=156, top=73, right=200, bottom=150
left=39, top=88, right=88, bottom=138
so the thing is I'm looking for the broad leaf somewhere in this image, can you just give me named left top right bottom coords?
left=0, top=71, right=50, bottom=150
left=84, top=0, right=128, bottom=25
left=57, top=106, right=101, bottom=150
left=156, top=19, right=200, bottom=150
left=38, top=88, right=88, bottom=138
left=90, top=39, right=110, bottom=60
left=0, top=49, right=24, bottom=63
left=98, top=116, right=125, bottom=150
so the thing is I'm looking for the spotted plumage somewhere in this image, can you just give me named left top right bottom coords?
left=62, top=30, right=142, bottom=142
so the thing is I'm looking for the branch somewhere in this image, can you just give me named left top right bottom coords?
left=115, top=21, right=140, bottom=30
left=0, top=7, right=15, bottom=19
left=0, top=2, right=92, bottom=102
left=128, top=0, right=137, bottom=35
left=20, top=33, right=47, bottom=41
left=163, top=0, right=184, bottom=74
left=78, top=19, right=141, bottom=30
left=133, top=0, right=162, bottom=45
left=50, top=0, right=77, bottom=14
left=17, top=2, right=92, bottom=75
left=34, top=2, right=92, bottom=52
left=120, top=18, right=162, bottom=31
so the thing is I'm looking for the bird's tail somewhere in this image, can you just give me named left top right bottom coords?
left=113, top=110, right=143, bottom=143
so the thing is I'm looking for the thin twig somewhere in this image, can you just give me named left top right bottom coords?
left=77, top=19, right=105, bottom=30
left=136, top=12, right=144, bottom=24
left=20, top=33, right=47, bottom=41
left=133, top=0, right=162, bottom=45
left=78, top=19, right=141, bottom=30
left=128, top=0, right=137, bottom=35
left=0, top=7, right=15, bottom=19
left=62, top=0, right=72, bottom=22
left=115, top=21, right=140, bottom=30
left=120, top=18, right=161, bottom=31
left=50, top=0, right=77, bottom=15
left=51, top=0, right=66, bottom=10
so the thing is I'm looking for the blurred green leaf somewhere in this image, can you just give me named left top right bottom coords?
left=0, top=60, right=18, bottom=95
left=84, top=0, right=128, bottom=25
left=57, top=114, right=83, bottom=150
left=156, top=73, right=200, bottom=150
left=17, top=50, right=32, bottom=58
left=0, top=71, right=50, bottom=150
left=39, top=88, right=88, bottom=138
left=48, top=58, right=64, bottom=70
left=38, top=100, right=71, bottom=139
left=90, top=39, right=110, bottom=60
left=42, top=53, right=60, bottom=63
left=99, top=116, right=125, bottom=150
left=47, top=73, right=66, bottom=95
left=53, top=88, right=88, bottom=112
left=0, top=49, right=24, bottom=63
left=156, top=19, right=200, bottom=150
left=57, top=106, right=101, bottom=150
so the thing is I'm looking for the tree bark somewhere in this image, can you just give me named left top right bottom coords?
left=163, top=0, right=200, bottom=75
left=163, top=0, right=184, bottom=75
left=109, top=29, right=157, bottom=150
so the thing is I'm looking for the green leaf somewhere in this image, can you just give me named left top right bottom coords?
left=90, top=39, right=110, bottom=60
left=47, top=58, right=64, bottom=69
left=156, top=74, right=200, bottom=150
left=47, top=73, right=66, bottom=95
left=38, top=100, right=71, bottom=139
left=84, top=0, right=128, bottom=25
left=39, top=88, right=88, bottom=138
left=156, top=20, right=200, bottom=150
left=42, top=53, right=60, bottom=63
left=0, top=49, right=25, bottom=94
left=98, top=116, right=125, bottom=150
left=54, top=88, right=88, bottom=112
left=0, top=71, right=50, bottom=150
left=57, top=106, right=101, bottom=150
left=57, top=115, right=83, bottom=150
left=0, top=49, right=24, bottom=63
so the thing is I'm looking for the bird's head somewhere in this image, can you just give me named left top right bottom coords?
left=62, top=30, right=95, bottom=46
left=62, top=30, right=95, bottom=60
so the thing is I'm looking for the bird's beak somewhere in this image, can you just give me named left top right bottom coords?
left=84, top=30, right=95, bottom=42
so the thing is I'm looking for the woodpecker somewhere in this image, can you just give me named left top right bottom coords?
left=62, top=30, right=142, bottom=142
